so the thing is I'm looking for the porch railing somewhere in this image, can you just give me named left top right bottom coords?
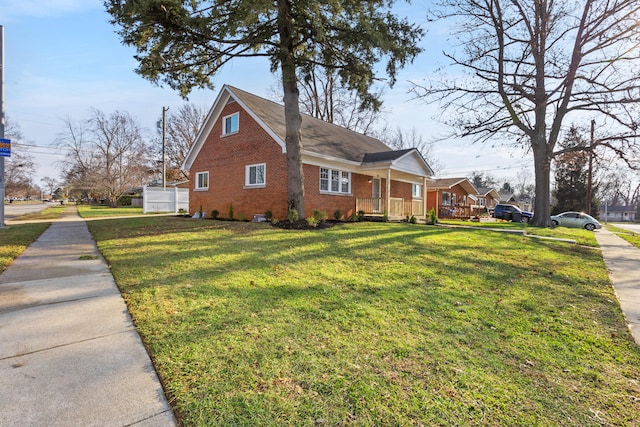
left=356, top=198, right=424, bottom=218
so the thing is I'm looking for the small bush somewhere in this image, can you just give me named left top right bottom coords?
left=271, top=218, right=280, bottom=225
left=306, top=216, right=319, bottom=227
left=198, top=205, right=204, bottom=219
left=288, top=209, right=299, bottom=222
left=178, top=208, right=187, bottom=215
left=264, top=210, right=273, bottom=221
left=313, top=209, right=328, bottom=223
left=357, top=210, right=365, bottom=221
left=211, top=209, right=219, bottom=220
left=409, top=215, right=417, bottom=224
left=427, top=208, right=438, bottom=225
left=334, top=209, right=342, bottom=220
left=228, top=203, right=234, bottom=220
left=349, top=213, right=359, bottom=222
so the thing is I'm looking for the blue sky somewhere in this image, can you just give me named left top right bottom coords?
left=0, top=0, right=532, bottom=188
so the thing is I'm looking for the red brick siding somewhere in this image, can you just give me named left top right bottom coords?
left=189, top=102, right=288, bottom=219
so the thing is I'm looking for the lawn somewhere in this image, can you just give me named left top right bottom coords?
left=606, top=224, right=640, bottom=249
left=86, top=218, right=640, bottom=426
left=77, top=204, right=144, bottom=218
left=439, top=219, right=598, bottom=247
left=0, top=222, right=51, bottom=272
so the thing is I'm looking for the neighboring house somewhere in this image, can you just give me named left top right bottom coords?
left=426, top=178, right=480, bottom=219
left=182, top=85, right=434, bottom=220
left=600, top=205, right=636, bottom=222
left=471, top=187, right=501, bottom=211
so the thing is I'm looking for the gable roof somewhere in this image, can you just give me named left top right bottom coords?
left=476, top=186, right=501, bottom=199
left=183, top=85, right=433, bottom=178
left=429, top=177, right=478, bottom=195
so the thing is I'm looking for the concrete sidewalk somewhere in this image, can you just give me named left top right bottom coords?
left=595, top=228, right=640, bottom=345
left=0, top=207, right=176, bottom=426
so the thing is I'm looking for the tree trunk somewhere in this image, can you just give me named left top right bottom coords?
left=277, top=0, right=305, bottom=218
left=531, top=136, right=553, bottom=227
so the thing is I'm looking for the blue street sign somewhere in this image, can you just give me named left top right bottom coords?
left=0, top=138, right=10, bottom=157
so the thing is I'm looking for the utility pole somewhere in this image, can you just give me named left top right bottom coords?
left=0, top=25, right=6, bottom=228
left=162, top=106, right=168, bottom=189
left=586, top=119, right=595, bottom=215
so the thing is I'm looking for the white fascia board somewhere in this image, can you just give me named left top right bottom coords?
left=302, top=151, right=362, bottom=172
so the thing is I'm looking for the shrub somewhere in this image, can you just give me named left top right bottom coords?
left=357, top=210, right=365, bottom=221
left=264, top=210, right=273, bottom=221
left=178, top=208, right=187, bottom=215
left=427, top=208, right=438, bottom=225
left=334, top=209, right=342, bottom=220
left=228, top=203, right=234, bottom=220
left=198, top=205, right=204, bottom=219
left=211, top=209, right=219, bottom=220
left=288, top=209, right=299, bottom=222
left=313, top=209, right=328, bottom=223
left=306, top=216, right=319, bottom=227
left=409, top=215, right=417, bottom=224
left=118, top=195, right=133, bottom=206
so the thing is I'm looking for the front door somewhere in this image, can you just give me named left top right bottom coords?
left=372, top=178, right=381, bottom=213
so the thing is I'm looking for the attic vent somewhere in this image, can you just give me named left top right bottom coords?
left=226, top=97, right=237, bottom=104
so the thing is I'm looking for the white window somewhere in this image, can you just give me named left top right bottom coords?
left=195, top=171, right=209, bottom=190
left=442, top=191, right=451, bottom=206
left=412, top=184, right=422, bottom=198
left=222, top=112, right=239, bottom=135
left=245, top=163, right=266, bottom=187
left=320, top=167, right=351, bottom=194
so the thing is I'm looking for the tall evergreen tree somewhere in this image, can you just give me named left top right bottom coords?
left=552, top=126, right=598, bottom=215
left=104, top=0, right=424, bottom=217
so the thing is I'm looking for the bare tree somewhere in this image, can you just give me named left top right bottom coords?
left=162, top=104, right=206, bottom=181
left=296, top=67, right=386, bottom=135
left=376, top=126, right=443, bottom=175
left=58, top=109, right=153, bottom=206
left=413, top=0, right=640, bottom=226
left=41, top=177, right=59, bottom=199
left=3, top=119, right=37, bottom=199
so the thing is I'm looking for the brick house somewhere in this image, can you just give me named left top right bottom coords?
left=182, top=85, right=434, bottom=220
left=471, top=187, right=501, bottom=211
left=426, top=178, right=480, bottom=219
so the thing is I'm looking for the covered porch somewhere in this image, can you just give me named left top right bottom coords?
left=356, top=197, right=426, bottom=218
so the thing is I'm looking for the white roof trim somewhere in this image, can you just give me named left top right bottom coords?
left=182, top=85, right=286, bottom=171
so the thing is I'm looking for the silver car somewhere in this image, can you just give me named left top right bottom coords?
left=550, top=211, right=602, bottom=231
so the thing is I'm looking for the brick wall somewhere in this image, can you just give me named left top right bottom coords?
left=189, top=101, right=288, bottom=220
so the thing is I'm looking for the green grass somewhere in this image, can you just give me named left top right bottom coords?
left=86, top=218, right=640, bottom=426
left=606, top=224, right=640, bottom=248
left=9, top=204, right=68, bottom=221
left=77, top=205, right=144, bottom=218
left=0, top=222, right=51, bottom=272
left=438, top=219, right=598, bottom=247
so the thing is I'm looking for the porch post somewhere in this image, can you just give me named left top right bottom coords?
left=422, top=177, right=427, bottom=217
left=386, top=168, right=391, bottom=216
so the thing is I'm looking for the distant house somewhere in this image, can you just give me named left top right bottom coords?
left=471, top=187, right=501, bottom=211
left=426, top=178, right=480, bottom=219
left=182, top=85, right=434, bottom=220
left=600, top=205, right=636, bottom=222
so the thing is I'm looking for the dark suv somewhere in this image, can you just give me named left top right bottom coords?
left=493, top=204, right=533, bottom=223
